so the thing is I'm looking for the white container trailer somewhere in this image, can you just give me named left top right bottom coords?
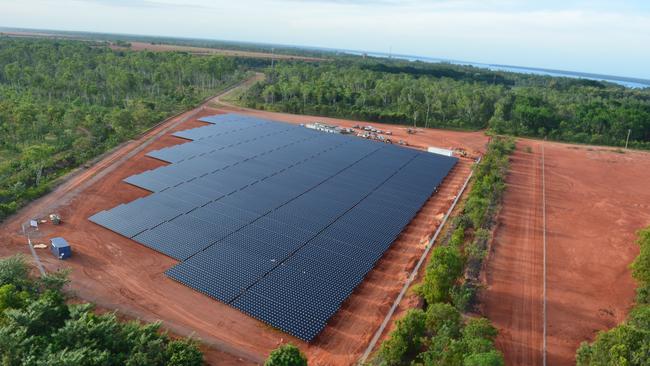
left=427, top=146, right=454, bottom=157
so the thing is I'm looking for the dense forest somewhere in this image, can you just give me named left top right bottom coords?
left=0, top=38, right=246, bottom=221
left=240, top=61, right=650, bottom=149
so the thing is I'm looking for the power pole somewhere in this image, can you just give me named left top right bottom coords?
left=625, top=129, right=631, bottom=149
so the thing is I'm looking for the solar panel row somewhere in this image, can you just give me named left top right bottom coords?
left=89, top=113, right=458, bottom=341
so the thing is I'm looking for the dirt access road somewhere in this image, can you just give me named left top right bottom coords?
left=0, top=73, right=488, bottom=365
left=482, top=140, right=650, bottom=365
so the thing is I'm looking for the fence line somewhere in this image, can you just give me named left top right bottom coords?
left=358, top=157, right=479, bottom=364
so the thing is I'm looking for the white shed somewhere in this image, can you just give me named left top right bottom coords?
left=427, top=146, right=454, bottom=157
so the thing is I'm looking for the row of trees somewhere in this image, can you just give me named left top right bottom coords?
left=240, top=61, right=650, bottom=148
left=576, top=227, right=650, bottom=365
left=0, top=255, right=203, bottom=365
left=376, top=305, right=503, bottom=366
left=0, top=37, right=247, bottom=222
left=372, top=137, right=516, bottom=366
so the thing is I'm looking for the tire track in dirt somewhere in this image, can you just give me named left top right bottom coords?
left=482, top=140, right=544, bottom=366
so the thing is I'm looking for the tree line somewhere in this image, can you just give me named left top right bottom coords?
left=371, top=137, right=516, bottom=366
left=0, top=255, right=203, bottom=365
left=240, top=60, right=650, bottom=148
left=0, top=38, right=247, bottom=222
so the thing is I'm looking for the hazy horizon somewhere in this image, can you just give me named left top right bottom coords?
left=1, top=0, right=649, bottom=79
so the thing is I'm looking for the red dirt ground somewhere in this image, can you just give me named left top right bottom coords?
left=0, top=101, right=487, bottom=365
left=482, top=140, right=650, bottom=366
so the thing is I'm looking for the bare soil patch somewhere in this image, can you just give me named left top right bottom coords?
left=121, top=42, right=326, bottom=62
left=482, top=140, right=650, bottom=365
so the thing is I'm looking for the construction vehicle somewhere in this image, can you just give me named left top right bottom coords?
left=49, top=213, right=62, bottom=225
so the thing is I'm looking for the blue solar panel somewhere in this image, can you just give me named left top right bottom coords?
left=89, top=113, right=457, bottom=341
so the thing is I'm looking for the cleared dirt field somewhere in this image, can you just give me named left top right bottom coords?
left=120, top=42, right=326, bottom=62
left=482, top=140, right=650, bottom=366
left=0, top=100, right=487, bottom=364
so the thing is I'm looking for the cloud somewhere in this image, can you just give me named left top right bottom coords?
left=1, top=0, right=649, bottom=78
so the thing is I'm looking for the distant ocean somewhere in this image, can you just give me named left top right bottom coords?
left=342, top=50, right=650, bottom=89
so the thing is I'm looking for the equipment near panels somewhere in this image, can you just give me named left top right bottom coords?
left=88, top=113, right=457, bottom=341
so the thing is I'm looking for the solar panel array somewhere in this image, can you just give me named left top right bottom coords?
left=89, top=114, right=457, bottom=341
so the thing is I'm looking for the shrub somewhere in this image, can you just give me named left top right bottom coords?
left=375, top=309, right=427, bottom=366
left=463, top=351, right=505, bottom=366
left=415, top=312, right=503, bottom=366
left=265, top=343, right=308, bottom=366
left=0, top=255, right=32, bottom=291
left=418, top=245, right=464, bottom=305
left=425, top=302, right=462, bottom=337
left=631, top=228, right=650, bottom=303
left=450, top=225, right=466, bottom=247
left=451, top=283, right=477, bottom=312
left=463, top=318, right=498, bottom=342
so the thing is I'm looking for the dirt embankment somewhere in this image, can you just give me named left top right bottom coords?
left=482, top=140, right=650, bottom=366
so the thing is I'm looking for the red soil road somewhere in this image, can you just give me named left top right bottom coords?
left=0, top=102, right=487, bottom=365
left=482, top=140, right=650, bottom=366
left=482, top=140, right=544, bottom=366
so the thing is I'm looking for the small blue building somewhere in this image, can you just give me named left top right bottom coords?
left=50, top=237, right=71, bottom=260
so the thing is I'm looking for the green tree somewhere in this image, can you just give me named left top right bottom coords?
left=375, top=309, right=427, bottom=366
left=0, top=255, right=32, bottom=291
left=265, top=343, right=308, bottom=366
left=0, top=284, right=30, bottom=323
left=463, top=351, right=505, bottom=366
left=0, top=255, right=204, bottom=365
left=631, top=228, right=650, bottom=303
left=165, top=338, right=204, bottom=366
left=425, top=302, right=462, bottom=337
left=419, top=245, right=464, bottom=304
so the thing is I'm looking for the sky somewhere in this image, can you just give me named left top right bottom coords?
left=1, top=0, right=649, bottom=79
